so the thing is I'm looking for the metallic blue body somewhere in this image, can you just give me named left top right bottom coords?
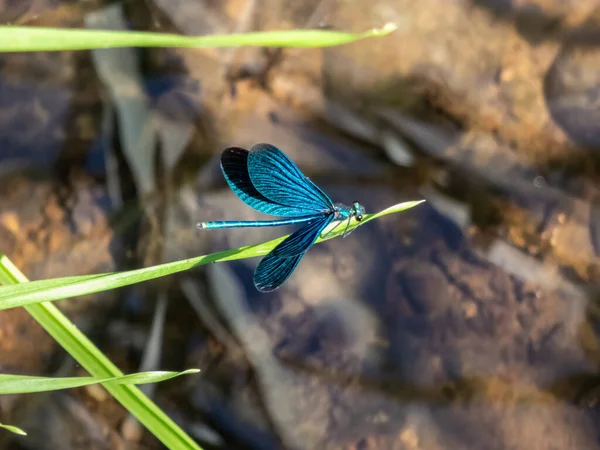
left=197, top=143, right=365, bottom=292
left=198, top=215, right=322, bottom=229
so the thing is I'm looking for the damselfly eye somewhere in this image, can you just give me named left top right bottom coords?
left=356, top=214, right=363, bottom=222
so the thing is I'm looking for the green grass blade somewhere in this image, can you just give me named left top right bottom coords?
left=0, top=260, right=203, bottom=450
left=0, top=200, right=424, bottom=310
left=0, top=369, right=199, bottom=394
left=0, top=424, right=27, bottom=436
left=0, top=23, right=396, bottom=52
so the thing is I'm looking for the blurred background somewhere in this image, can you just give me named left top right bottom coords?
left=2, top=0, right=600, bottom=449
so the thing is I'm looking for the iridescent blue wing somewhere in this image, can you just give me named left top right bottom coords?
left=254, top=215, right=333, bottom=292
left=221, top=147, right=324, bottom=217
left=247, top=144, right=334, bottom=214
left=274, top=214, right=334, bottom=258
left=254, top=253, right=304, bottom=293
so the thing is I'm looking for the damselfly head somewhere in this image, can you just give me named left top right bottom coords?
left=352, top=201, right=365, bottom=222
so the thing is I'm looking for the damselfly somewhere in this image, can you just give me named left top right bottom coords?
left=197, top=143, right=365, bottom=292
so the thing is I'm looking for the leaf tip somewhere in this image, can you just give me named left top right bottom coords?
left=1, top=424, right=27, bottom=436
left=372, top=22, right=397, bottom=36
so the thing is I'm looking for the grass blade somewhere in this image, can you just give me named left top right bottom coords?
left=0, top=424, right=27, bottom=436
left=0, top=260, right=203, bottom=450
left=0, top=369, right=199, bottom=394
left=0, top=23, right=397, bottom=52
left=0, top=200, right=424, bottom=310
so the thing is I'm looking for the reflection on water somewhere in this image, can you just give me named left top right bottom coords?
left=3, top=0, right=600, bottom=449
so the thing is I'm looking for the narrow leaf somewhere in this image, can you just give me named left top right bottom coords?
left=0, top=259, right=203, bottom=450
left=0, top=200, right=424, bottom=310
left=0, top=369, right=199, bottom=394
left=0, top=23, right=397, bottom=52
left=0, top=424, right=27, bottom=436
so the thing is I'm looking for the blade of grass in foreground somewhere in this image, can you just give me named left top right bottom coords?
left=0, top=424, right=26, bottom=436
left=0, top=23, right=396, bottom=52
left=0, top=369, right=199, bottom=394
left=0, top=262, right=203, bottom=450
left=0, top=200, right=424, bottom=310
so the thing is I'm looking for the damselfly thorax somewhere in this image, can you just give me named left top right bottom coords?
left=331, top=201, right=365, bottom=238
